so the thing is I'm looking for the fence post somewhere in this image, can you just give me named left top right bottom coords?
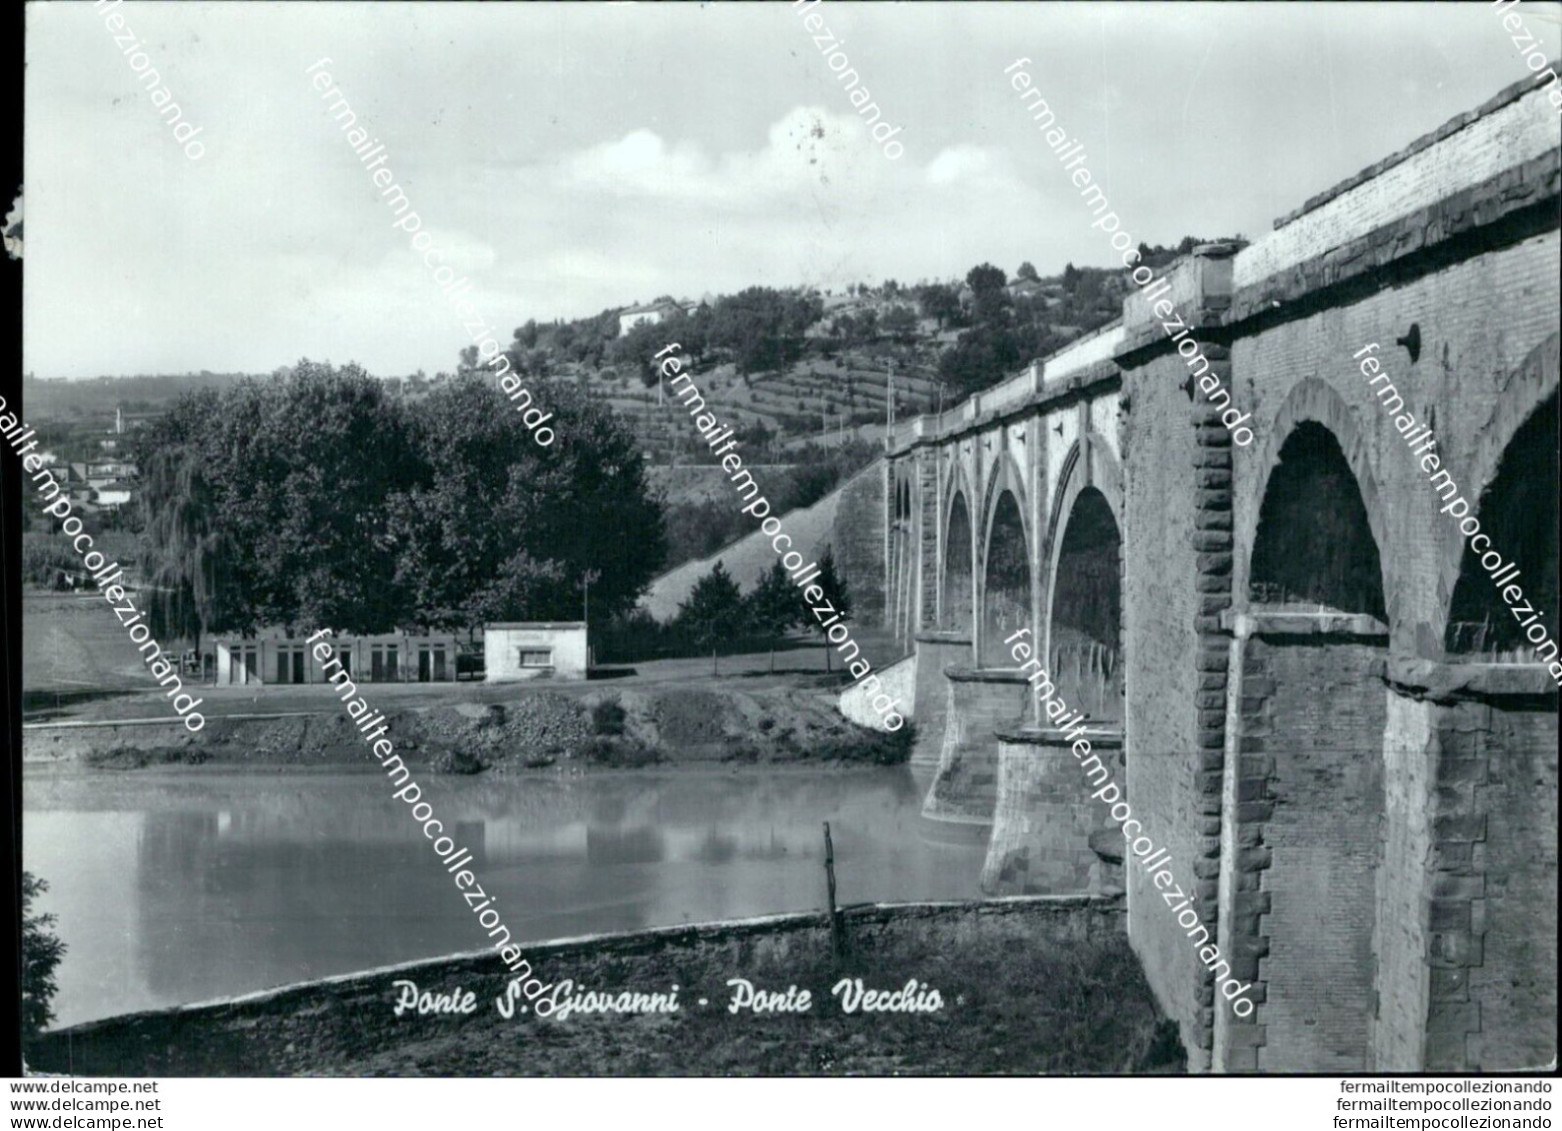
left=824, top=822, right=844, bottom=959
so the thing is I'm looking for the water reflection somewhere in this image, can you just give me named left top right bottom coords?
left=25, top=767, right=983, bottom=1028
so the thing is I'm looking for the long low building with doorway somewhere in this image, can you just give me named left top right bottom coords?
left=212, top=629, right=469, bottom=686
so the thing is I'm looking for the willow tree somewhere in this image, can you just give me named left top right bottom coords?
left=133, top=363, right=420, bottom=639
left=140, top=446, right=230, bottom=653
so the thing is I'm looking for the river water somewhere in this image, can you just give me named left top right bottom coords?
left=23, top=766, right=988, bottom=1028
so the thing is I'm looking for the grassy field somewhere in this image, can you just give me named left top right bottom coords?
left=22, top=591, right=161, bottom=710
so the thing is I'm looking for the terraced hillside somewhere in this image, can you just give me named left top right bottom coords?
left=571, top=348, right=943, bottom=464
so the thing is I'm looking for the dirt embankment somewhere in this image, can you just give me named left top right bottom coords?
left=23, top=685, right=913, bottom=773
left=25, top=896, right=1183, bottom=1077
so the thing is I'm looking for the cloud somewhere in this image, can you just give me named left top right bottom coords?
left=555, top=106, right=899, bottom=208
left=925, top=145, right=994, bottom=185
left=29, top=1, right=1528, bottom=379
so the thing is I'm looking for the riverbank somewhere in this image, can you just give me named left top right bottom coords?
left=21, top=683, right=911, bottom=772
left=26, top=896, right=1184, bottom=1076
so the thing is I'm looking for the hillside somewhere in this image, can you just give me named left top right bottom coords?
left=461, top=251, right=1239, bottom=465
left=640, top=459, right=884, bottom=623
left=558, top=345, right=943, bottom=465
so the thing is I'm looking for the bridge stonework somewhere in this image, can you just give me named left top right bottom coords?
left=876, top=72, right=1559, bottom=1072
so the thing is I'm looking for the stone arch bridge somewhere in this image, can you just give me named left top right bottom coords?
left=873, top=72, right=1558, bottom=1072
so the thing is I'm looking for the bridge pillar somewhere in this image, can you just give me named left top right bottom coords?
left=1380, top=663, right=1558, bottom=1073
left=1214, top=661, right=1559, bottom=1073
left=1213, top=610, right=1390, bottom=1074
left=922, top=667, right=1030, bottom=825
left=916, top=448, right=941, bottom=633
left=982, top=724, right=1124, bottom=895
left=893, top=517, right=915, bottom=646
left=908, top=630, right=974, bottom=767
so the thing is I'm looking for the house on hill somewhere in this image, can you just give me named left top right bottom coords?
left=91, top=481, right=134, bottom=511
left=618, top=300, right=683, bottom=337
left=87, top=460, right=136, bottom=483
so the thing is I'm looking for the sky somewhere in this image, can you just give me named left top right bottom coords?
left=23, top=0, right=1562, bottom=379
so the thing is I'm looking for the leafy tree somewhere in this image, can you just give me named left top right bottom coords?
left=387, top=377, right=665, bottom=632
left=228, top=362, right=422, bottom=635
left=853, top=308, right=880, bottom=345
left=916, top=283, right=962, bottom=331
left=521, top=348, right=551, bottom=377
left=967, top=263, right=1012, bottom=326
left=662, top=500, right=750, bottom=572
left=938, top=325, right=1023, bottom=399
left=746, top=560, right=801, bottom=673
left=612, top=318, right=676, bottom=386
left=133, top=364, right=664, bottom=641
left=139, top=450, right=232, bottom=652
left=787, top=463, right=843, bottom=511
left=21, top=538, right=78, bottom=588
left=706, top=287, right=822, bottom=374
left=676, top=560, right=746, bottom=675
left=134, top=364, right=420, bottom=638
left=881, top=305, right=918, bottom=342
left=1016, top=261, right=1040, bottom=282
left=22, top=873, right=66, bottom=1039
left=680, top=303, right=711, bottom=363
left=966, top=262, right=1008, bottom=297
left=813, top=545, right=852, bottom=673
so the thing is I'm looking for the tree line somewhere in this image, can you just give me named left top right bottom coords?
left=599, top=551, right=853, bottom=675
left=133, top=361, right=666, bottom=648
left=929, top=239, right=1240, bottom=399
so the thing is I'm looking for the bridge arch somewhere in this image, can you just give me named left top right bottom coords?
left=1240, top=377, right=1392, bottom=623
left=942, top=485, right=975, bottom=637
left=1231, top=404, right=1390, bottom=1072
left=1445, top=387, right=1559, bottom=660
left=1443, top=335, right=1560, bottom=660
left=1459, top=332, right=1559, bottom=532
left=1043, top=434, right=1125, bottom=725
left=977, top=453, right=1030, bottom=668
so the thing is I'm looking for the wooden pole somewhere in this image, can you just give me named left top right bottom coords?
left=823, top=821, right=843, bottom=958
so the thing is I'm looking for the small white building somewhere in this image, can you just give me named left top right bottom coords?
left=92, top=484, right=134, bottom=510
left=617, top=302, right=680, bottom=337
left=484, top=622, right=589, bottom=682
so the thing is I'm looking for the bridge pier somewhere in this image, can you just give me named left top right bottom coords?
left=1368, top=662, right=1556, bottom=1073
left=982, top=724, right=1124, bottom=896
left=908, top=631, right=973, bottom=767
left=1412, top=672, right=1558, bottom=1072
left=922, top=667, right=1030, bottom=825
